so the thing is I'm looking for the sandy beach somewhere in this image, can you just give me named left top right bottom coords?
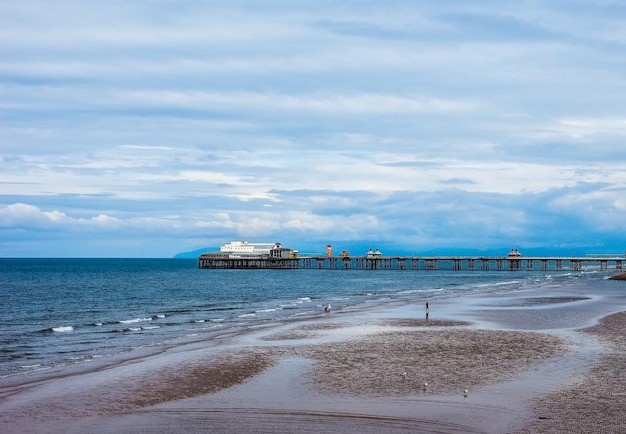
left=518, top=311, right=626, bottom=433
left=1, top=277, right=625, bottom=433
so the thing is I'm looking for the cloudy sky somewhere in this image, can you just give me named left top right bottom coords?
left=2, top=1, right=625, bottom=257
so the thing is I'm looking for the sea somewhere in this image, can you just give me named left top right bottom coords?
left=0, top=258, right=619, bottom=379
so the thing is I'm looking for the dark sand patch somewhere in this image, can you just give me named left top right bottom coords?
left=294, top=329, right=566, bottom=398
left=299, top=323, right=347, bottom=331
left=380, top=318, right=472, bottom=328
left=585, top=311, right=626, bottom=346
left=608, top=271, right=626, bottom=280
left=103, top=350, right=277, bottom=414
left=498, top=296, right=590, bottom=307
left=518, top=312, right=626, bottom=433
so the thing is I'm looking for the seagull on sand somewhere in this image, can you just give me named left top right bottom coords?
left=324, top=303, right=331, bottom=313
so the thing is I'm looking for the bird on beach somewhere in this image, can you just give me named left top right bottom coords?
left=324, top=303, right=331, bottom=313
left=463, top=389, right=469, bottom=398
left=423, top=382, right=428, bottom=391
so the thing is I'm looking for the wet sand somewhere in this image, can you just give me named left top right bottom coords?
left=1, top=279, right=625, bottom=433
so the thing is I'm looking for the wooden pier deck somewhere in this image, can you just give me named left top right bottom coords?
left=198, top=254, right=624, bottom=271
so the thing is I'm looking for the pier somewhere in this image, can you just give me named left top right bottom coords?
left=198, top=254, right=624, bottom=271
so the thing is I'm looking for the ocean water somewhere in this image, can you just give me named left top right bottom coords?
left=0, top=258, right=614, bottom=378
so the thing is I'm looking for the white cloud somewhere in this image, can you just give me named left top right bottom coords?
left=0, top=203, right=55, bottom=227
left=552, top=118, right=626, bottom=139
left=114, top=90, right=477, bottom=115
left=0, top=203, right=183, bottom=234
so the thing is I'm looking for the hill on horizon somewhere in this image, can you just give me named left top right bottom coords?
left=173, top=247, right=217, bottom=259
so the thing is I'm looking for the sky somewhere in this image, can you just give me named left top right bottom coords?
left=1, top=0, right=626, bottom=258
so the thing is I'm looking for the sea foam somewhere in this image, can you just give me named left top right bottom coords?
left=255, top=307, right=283, bottom=313
left=118, top=317, right=152, bottom=324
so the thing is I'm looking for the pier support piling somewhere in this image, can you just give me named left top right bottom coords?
left=425, top=259, right=438, bottom=270
left=199, top=254, right=626, bottom=271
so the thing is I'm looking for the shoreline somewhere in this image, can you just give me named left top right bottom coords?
left=1, top=277, right=625, bottom=433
